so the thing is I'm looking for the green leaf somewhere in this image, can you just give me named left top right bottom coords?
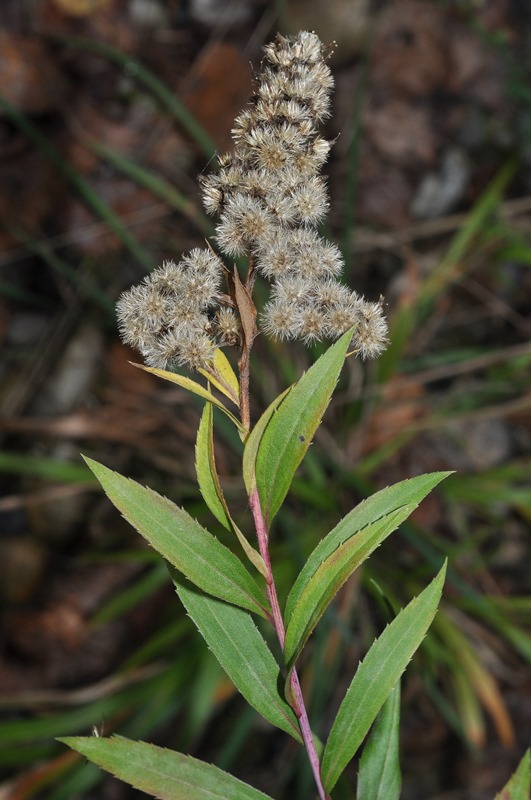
left=284, top=506, right=410, bottom=668
left=357, top=683, right=401, bottom=800
left=494, top=750, right=530, bottom=800
left=285, top=472, right=451, bottom=627
left=59, top=736, right=275, bottom=800
left=255, top=329, right=353, bottom=525
left=174, top=575, right=302, bottom=743
left=134, top=363, right=246, bottom=434
left=84, top=457, right=269, bottom=619
left=196, top=402, right=230, bottom=530
left=321, top=563, right=447, bottom=792
left=242, top=386, right=291, bottom=495
left=196, top=404, right=268, bottom=577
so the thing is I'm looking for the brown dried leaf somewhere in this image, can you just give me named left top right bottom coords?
left=232, top=267, right=257, bottom=350
left=370, top=1, right=450, bottom=97
left=63, top=177, right=165, bottom=255
left=51, top=0, right=113, bottom=15
left=182, top=41, right=252, bottom=152
left=0, top=32, right=66, bottom=114
left=362, top=376, right=427, bottom=452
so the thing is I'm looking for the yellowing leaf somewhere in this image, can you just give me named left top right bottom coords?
left=133, top=363, right=245, bottom=433
left=198, top=349, right=240, bottom=407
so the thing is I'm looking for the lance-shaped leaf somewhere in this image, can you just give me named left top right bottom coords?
left=133, top=362, right=245, bottom=434
left=59, top=736, right=275, bottom=800
left=285, top=472, right=451, bottom=626
left=321, top=563, right=446, bottom=792
left=198, top=348, right=240, bottom=407
left=174, top=574, right=302, bottom=743
left=84, top=457, right=270, bottom=619
left=243, top=386, right=291, bottom=496
left=255, top=328, right=353, bottom=525
left=357, top=683, right=401, bottom=800
left=284, top=506, right=410, bottom=668
left=196, top=404, right=267, bottom=577
left=494, top=750, right=530, bottom=800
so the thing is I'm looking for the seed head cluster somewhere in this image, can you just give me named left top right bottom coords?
left=116, top=249, right=227, bottom=370
left=117, top=31, right=388, bottom=370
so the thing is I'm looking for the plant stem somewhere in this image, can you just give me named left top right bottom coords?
left=237, top=261, right=328, bottom=798
left=249, top=488, right=330, bottom=800
left=239, top=346, right=251, bottom=432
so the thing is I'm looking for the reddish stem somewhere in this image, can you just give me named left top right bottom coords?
left=236, top=257, right=328, bottom=799
left=249, top=488, right=329, bottom=800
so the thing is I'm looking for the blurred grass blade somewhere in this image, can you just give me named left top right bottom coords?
left=13, top=228, right=115, bottom=315
left=420, top=160, right=517, bottom=309
left=83, top=457, right=270, bottom=619
left=451, top=661, right=486, bottom=747
left=0, top=749, right=79, bottom=799
left=377, top=161, right=517, bottom=381
left=59, top=736, right=275, bottom=800
left=195, top=403, right=267, bottom=576
left=357, top=683, right=401, bottom=800
left=135, top=363, right=246, bottom=433
left=0, top=453, right=97, bottom=483
left=0, top=672, right=167, bottom=748
left=285, top=473, right=451, bottom=626
left=435, top=610, right=514, bottom=747
left=0, top=281, right=52, bottom=309
left=86, top=137, right=213, bottom=237
left=255, top=328, right=353, bottom=525
left=321, top=563, right=446, bottom=792
left=174, top=575, right=302, bottom=743
left=32, top=250, right=114, bottom=316
left=284, top=506, right=411, bottom=669
left=93, top=564, right=168, bottom=624
left=0, top=92, right=154, bottom=272
left=45, top=35, right=217, bottom=158
left=494, top=750, right=530, bottom=800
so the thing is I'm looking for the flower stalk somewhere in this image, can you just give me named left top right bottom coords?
left=249, top=486, right=329, bottom=800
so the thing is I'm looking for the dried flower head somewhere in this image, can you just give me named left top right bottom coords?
left=116, top=31, right=388, bottom=374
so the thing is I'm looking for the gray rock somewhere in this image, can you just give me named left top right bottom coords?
left=411, top=148, right=471, bottom=220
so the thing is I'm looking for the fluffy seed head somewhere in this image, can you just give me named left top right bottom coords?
left=289, top=176, right=329, bottom=225
left=116, top=31, right=388, bottom=368
left=216, top=195, right=275, bottom=257
left=215, top=308, right=241, bottom=345
left=351, top=299, right=389, bottom=359
left=146, top=260, right=181, bottom=295
left=261, top=298, right=301, bottom=340
left=263, top=31, right=325, bottom=68
left=297, top=305, right=327, bottom=343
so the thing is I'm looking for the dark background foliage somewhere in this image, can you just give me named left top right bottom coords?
left=0, top=1, right=530, bottom=798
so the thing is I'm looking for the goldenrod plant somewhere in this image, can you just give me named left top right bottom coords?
left=60, top=32, right=529, bottom=800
